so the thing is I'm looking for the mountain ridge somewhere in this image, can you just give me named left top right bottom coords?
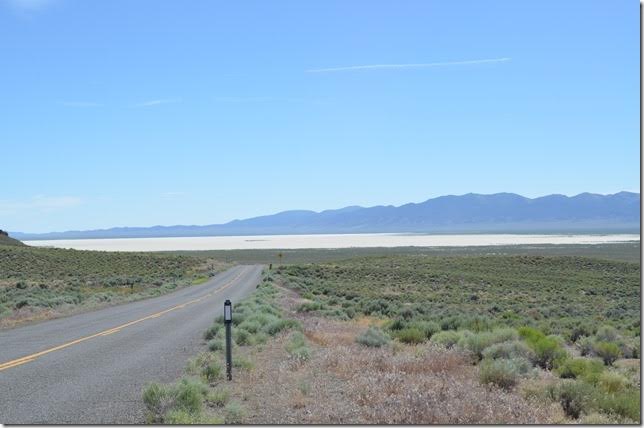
left=13, top=191, right=640, bottom=240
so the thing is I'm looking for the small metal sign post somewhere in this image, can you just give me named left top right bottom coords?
left=224, top=299, right=233, bottom=381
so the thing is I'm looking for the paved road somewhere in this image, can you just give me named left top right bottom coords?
left=0, top=265, right=263, bottom=424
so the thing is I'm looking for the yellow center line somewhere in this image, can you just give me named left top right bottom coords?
left=0, top=268, right=248, bottom=372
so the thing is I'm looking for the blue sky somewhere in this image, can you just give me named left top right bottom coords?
left=1, top=0, right=639, bottom=233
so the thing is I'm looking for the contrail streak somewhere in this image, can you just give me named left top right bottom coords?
left=306, top=57, right=511, bottom=73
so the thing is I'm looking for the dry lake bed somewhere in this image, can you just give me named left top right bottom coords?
left=24, top=233, right=640, bottom=252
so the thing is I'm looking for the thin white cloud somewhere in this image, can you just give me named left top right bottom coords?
left=60, top=101, right=103, bottom=108
left=133, top=98, right=181, bottom=108
left=212, top=96, right=274, bottom=103
left=0, top=195, right=82, bottom=215
left=306, top=57, right=511, bottom=73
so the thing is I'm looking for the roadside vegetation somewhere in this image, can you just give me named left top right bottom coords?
left=0, top=246, right=229, bottom=328
left=142, top=274, right=304, bottom=423
left=273, top=255, right=640, bottom=423
left=143, top=250, right=641, bottom=424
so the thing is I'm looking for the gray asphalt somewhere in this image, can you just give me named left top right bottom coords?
left=0, top=265, right=263, bottom=424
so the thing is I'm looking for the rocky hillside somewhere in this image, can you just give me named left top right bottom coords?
left=0, top=230, right=25, bottom=246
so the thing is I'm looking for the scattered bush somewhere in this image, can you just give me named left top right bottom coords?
left=458, top=328, right=518, bottom=360
left=142, top=377, right=208, bottom=423
left=238, top=319, right=261, bottom=334
left=356, top=327, right=390, bottom=347
left=265, top=318, right=300, bottom=335
left=594, top=341, right=620, bottom=366
left=519, top=327, right=568, bottom=369
left=408, top=320, right=441, bottom=339
left=556, top=357, right=604, bottom=382
left=185, top=352, right=223, bottom=383
left=595, top=325, right=620, bottom=343
left=234, top=328, right=253, bottom=346
left=232, top=356, right=254, bottom=370
left=429, top=330, right=461, bottom=349
left=595, top=389, right=640, bottom=422
left=224, top=401, right=245, bottom=424
left=549, top=380, right=594, bottom=419
left=394, top=327, right=426, bottom=344
left=598, top=371, right=629, bottom=393
left=202, top=360, right=222, bottom=383
left=143, top=383, right=175, bottom=423
left=577, top=336, right=595, bottom=356
left=482, top=340, right=532, bottom=360
left=206, top=387, right=230, bottom=407
left=286, top=332, right=311, bottom=361
left=173, top=377, right=208, bottom=414
left=479, top=358, right=529, bottom=390
left=208, top=338, right=225, bottom=352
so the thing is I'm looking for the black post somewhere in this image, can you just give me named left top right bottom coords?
left=224, top=299, right=232, bottom=381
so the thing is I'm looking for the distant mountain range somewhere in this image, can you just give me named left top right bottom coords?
left=13, top=192, right=641, bottom=240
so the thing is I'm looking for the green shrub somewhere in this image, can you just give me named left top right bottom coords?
left=356, top=327, right=390, bottom=347
left=463, top=315, right=495, bottom=333
left=286, top=331, right=306, bottom=350
left=142, top=378, right=208, bottom=423
left=185, top=352, right=223, bottom=383
left=202, top=359, right=222, bottom=383
left=232, top=356, right=254, bottom=370
left=492, top=327, right=520, bottom=341
left=556, top=358, right=604, bottom=382
left=264, top=318, right=300, bottom=335
left=164, top=409, right=198, bottom=424
left=577, top=336, right=595, bottom=356
left=234, top=329, right=253, bottom=346
left=595, top=325, right=620, bottom=342
left=297, top=301, right=325, bottom=313
left=482, top=340, right=532, bottom=360
left=224, top=401, right=245, bottom=424
left=594, top=341, right=620, bottom=365
left=285, top=332, right=311, bottom=361
left=408, top=320, right=441, bottom=339
left=619, top=339, right=639, bottom=359
left=429, top=330, right=461, bottom=348
left=595, top=389, right=640, bottom=422
left=395, top=327, right=426, bottom=344
left=388, top=318, right=408, bottom=331
left=550, top=380, right=594, bottom=419
left=142, top=383, right=175, bottom=423
left=569, top=325, right=593, bottom=342
left=598, top=371, right=629, bottom=393
left=238, top=320, right=261, bottom=334
left=518, top=326, right=544, bottom=344
left=174, top=377, right=207, bottom=414
left=208, top=338, right=225, bottom=352
left=479, top=358, right=529, bottom=390
left=579, top=360, right=606, bottom=385
left=520, top=330, right=568, bottom=369
left=206, top=387, right=230, bottom=407
left=458, top=329, right=518, bottom=360
left=289, top=345, right=311, bottom=361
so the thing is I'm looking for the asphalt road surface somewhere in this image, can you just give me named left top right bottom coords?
left=0, top=265, right=263, bottom=424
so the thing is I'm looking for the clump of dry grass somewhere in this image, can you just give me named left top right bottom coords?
left=320, top=343, right=554, bottom=424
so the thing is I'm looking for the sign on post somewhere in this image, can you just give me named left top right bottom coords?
left=224, top=299, right=232, bottom=381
